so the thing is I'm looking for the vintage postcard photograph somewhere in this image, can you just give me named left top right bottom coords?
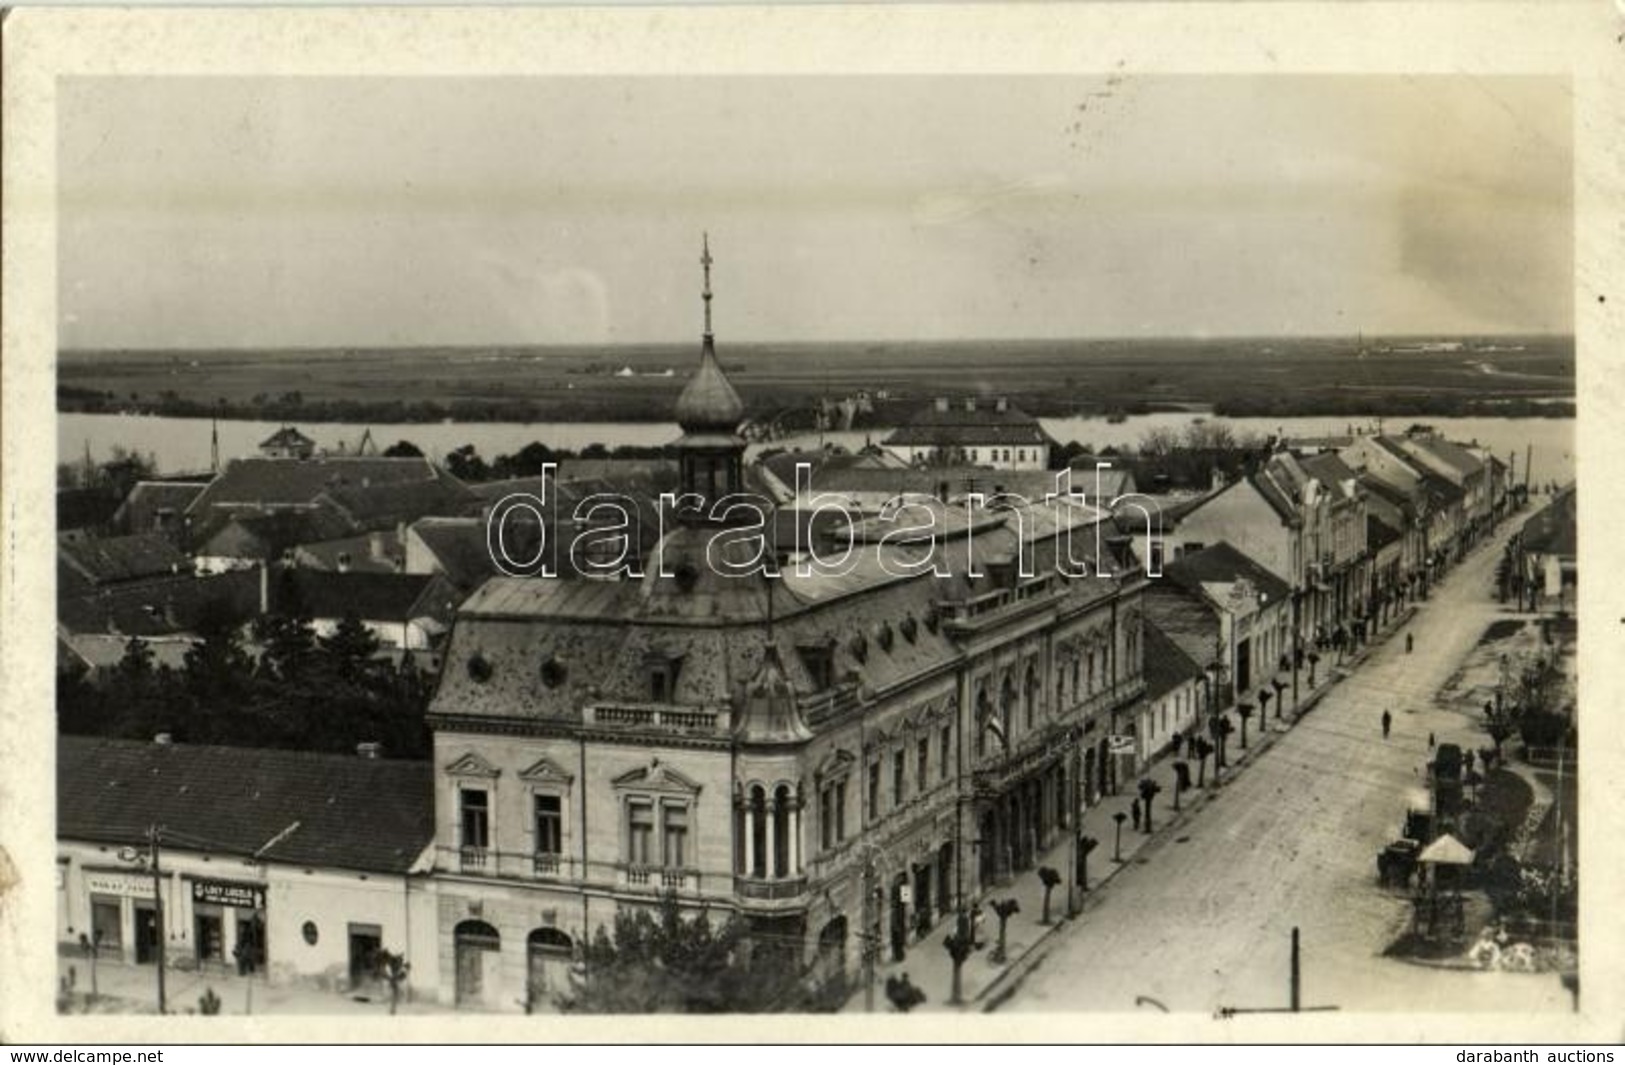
left=2, top=2, right=1620, bottom=1046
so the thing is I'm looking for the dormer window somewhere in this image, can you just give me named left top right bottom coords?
left=645, top=651, right=684, bottom=702
left=797, top=640, right=837, bottom=690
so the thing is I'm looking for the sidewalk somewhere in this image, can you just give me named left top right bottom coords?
left=56, top=953, right=440, bottom=1016
left=843, top=664, right=1341, bottom=1014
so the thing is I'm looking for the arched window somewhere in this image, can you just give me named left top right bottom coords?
left=772, top=784, right=792, bottom=879
left=750, top=785, right=768, bottom=878
left=1024, top=661, right=1040, bottom=728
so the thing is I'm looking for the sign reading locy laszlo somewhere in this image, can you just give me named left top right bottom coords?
left=191, top=879, right=266, bottom=909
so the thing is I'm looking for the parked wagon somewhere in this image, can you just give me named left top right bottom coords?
left=1377, top=839, right=1421, bottom=888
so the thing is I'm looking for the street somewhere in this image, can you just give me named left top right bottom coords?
left=1003, top=518, right=1570, bottom=1014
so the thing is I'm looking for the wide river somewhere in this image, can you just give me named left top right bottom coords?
left=60, top=411, right=1576, bottom=487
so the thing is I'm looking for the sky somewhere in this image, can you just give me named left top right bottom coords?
left=57, top=75, right=1573, bottom=349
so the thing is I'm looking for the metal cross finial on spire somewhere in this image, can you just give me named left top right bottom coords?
left=701, top=232, right=714, bottom=338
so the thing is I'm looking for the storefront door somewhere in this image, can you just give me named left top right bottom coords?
left=348, top=924, right=383, bottom=989
left=134, top=905, right=159, bottom=965
left=194, top=910, right=225, bottom=966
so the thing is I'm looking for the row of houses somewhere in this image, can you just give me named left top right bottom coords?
left=56, top=247, right=1528, bottom=1012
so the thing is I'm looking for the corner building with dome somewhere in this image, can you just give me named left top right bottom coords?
left=423, top=241, right=1152, bottom=1010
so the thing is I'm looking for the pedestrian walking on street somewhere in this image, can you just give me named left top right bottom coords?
left=1428, top=732, right=1436, bottom=750
left=1131, top=798, right=1142, bottom=832
left=1381, top=710, right=1393, bottom=739
left=1406, top=632, right=1414, bottom=654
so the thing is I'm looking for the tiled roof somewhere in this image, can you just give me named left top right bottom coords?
left=58, top=533, right=191, bottom=585
left=317, top=475, right=478, bottom=530
left=433, top=500, right=1123, bottom=723
left=58, top=569, right=263, bottom=637
left=1405, top=434, right=1486, bottom=478
left=1358, top=472, right=1418, bottom=515
left=266, top=568, right=457, bottom=624
left=1520, top=489, right=1576, bottom=557
left=883, top=400, right=1052, bottom=447
left=1417, top=471, right=1465, bottom=507
left=113, top=481, right=208, bottom=534
left=1298, top=452, right=1362, bottom=491
left=188, top=457, right=444, bottom=514
left=1245, top=471, right=1299, bottom=524
left=58, top=735, right=433, bottom=875
left=783, top=463, right=1083, bottom=505
left=259, top=426, right=316, bottom=449
left=1366, top=514, right=1403, bottom=552
left=292, top=531, right=405, bottom=574
left=1111, top=492, right=1211, bottom=534
left=409, top=518, right=506, bottom=591
left=1142, top=622, right=1204, bottom=700
left=1160, top=542, right=1292, bottom=608
left=58, top=487, right=123, bottom=533
left=196, top=508, right=358, bottom=560
left=60, top=632, right=196, bottom=674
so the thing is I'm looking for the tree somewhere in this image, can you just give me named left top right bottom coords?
left=989, top=899, right=1021, bottom=964
left=1191, top=737, right=1213, bottom=787
left=445, top=444, right=489, bottom=483
left=382, top=440, right=424, bottom=458
left=559, top=893, right=801, bottom=1013
left=318, top=612, right=383, bottom=684
left=1138, top=778, right=1163, bottom=833
left=1037, top=866, right=1061, bottom=925
left=1171, top=761, right=1191, bottom=811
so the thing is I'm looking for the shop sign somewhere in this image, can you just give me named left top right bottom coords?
left=83, top=871, right=155, bottom=898
left=191, top=879, right=265, bottom=910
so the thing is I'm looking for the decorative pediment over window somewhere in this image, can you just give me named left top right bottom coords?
left=814, top=748, right=856, bottom=782
left=446, top=751, right=501, bottom=779
left=518, top=756, right=575, bottom=787
left=612, top=757, right=702, bottom=797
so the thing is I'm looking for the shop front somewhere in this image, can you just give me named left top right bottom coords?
left=189, top=878, right=267, bottom=974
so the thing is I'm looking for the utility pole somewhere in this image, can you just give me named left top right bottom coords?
left=1290, top=926, right=1301, bottom=1013
left=862, top=851, right=879, bottom=1013
left=148, top=824, right=167, bottom=1015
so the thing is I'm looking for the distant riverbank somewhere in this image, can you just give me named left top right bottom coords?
left=59, top=410, right=1578, bottom=488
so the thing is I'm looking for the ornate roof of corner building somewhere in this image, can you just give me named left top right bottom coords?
left=427, top=497, right=1127, bottom=728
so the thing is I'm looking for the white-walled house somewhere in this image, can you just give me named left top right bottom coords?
left=57, top=736, right=439, bottom=1002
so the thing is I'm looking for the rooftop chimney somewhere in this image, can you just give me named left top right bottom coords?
left=154, top=732, right=173, bottom=746
left=995, top=397, right=1008, bottom=413
left=356, top=742, right=383, bottom=759
left=934, top=397, right=950, bottom=413
left=963, top=398, right=976, bottom=413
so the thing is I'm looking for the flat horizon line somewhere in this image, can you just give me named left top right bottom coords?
left=58, top=332, right=1576, bottom=357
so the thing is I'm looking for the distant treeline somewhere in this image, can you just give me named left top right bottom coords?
left=58, top=383, right=1574, bottom=426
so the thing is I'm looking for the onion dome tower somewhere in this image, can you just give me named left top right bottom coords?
left=673, top=233, right=746, bottom=519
